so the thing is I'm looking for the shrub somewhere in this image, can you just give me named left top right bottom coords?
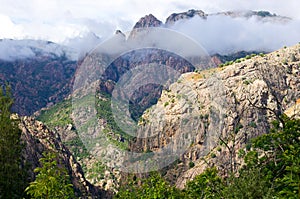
left=189, top=161, right=195, bottom=168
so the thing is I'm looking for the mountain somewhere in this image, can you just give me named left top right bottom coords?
left=165, top=9, right=207, bottom=25
left=165, top=9, right=290, bottom=25
left=131, top=43, right=300, bottom=188
left=133, top=14, right=163, bottom=29
left=18, top=115, right=111, bottom=198
left=1, top=10, right=299, bottom=196
left=0, top=54, right=76, bottom=116
left=0, top=9, right=294, bottom=116
left=0, top=39, right=78, bottom=61
left=36, top=42, right=300, bottom=195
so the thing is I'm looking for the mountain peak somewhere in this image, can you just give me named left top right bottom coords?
left=165, top=9, right=207, bottom=25
left=133, top=14, right=162, bottom=29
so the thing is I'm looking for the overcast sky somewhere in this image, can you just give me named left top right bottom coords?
left=0, top=0, right=299, bottom=43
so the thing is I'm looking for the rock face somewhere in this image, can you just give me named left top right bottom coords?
left=1, top=9, right=286, bottom=117
left=19, top=116, right=111, bottom=198
left=0, top=55, right=76, bottom=115
left=97, top=48, right=195, bottom=120
left=213, top=10, right=291, bottom=22
left=133, top=14, right=162, bottom=29
left=165, top=9, right=207, bottom=25
left=130, top=44, right=300, bottom=188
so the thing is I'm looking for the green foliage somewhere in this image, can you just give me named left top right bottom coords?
left=189, top=161, right=195, bottom=168
left=222, top=167, right=274, bottom=199
left=248, top=121, right=257, bottom=128
left=224, top=61, right=234, bottom=66
left=237, top=149, right=246, bottom=158
left=115, top=173, right=183, bottom=199
left=37, top=99, right=72, bottom=128
left=96, top=94, right=129, bottom=139
left=37, top=98, right=89, bottom=159
left=0, top=85, right=27, bottom=198
left=185, top=167, right=223, bottom=199
left=210, top=153, right=216, bottom=158
left=114, top=116, right=300, bottom=198
left=249, top=115, right=300, bottom=198
left=25, top=151, right=75, bottom=199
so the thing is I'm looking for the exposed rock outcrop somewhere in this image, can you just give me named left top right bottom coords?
left=133, top=14, right=162, bottom=29
left=165, top=9, right=207, bottom=25
left=0, top=56, right=76, bottom=115
left=19, top=116, right=111, bottom=198
left=130, top=43, right=300, bottom=188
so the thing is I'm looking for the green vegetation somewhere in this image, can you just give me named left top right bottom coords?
left=37, top=98, right=89, bottom=159
left=96, top=93, right=130, bottom=150
left=210, top=152, right=216, bottom=158
left=219, top=53, right=259, bottom=68
left=115, top=173, right=184, bottom=199
left=116, top=116, right=300, bottom=198
left=37, top=99, right=72, bottom=128
left=186, top=167, right=223, bottom=199
left=0, top=85, right=27, bottom=198
left=37, top=93, right=130, bottom=154
left=25, top=151, right=75, bottom=199
left=248, top=121, right=257, bottom=128
left=189, top=161, right=195, bottom=168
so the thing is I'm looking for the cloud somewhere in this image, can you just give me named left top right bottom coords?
left=0, top=39, right=78, bottom=61
left=0, top=14, right=24, bottom=39
left=169, top=15, right=300, bottom=55
left=0, top=0, right=299, bottom=60
left=0, top=0, right=299, bottom=44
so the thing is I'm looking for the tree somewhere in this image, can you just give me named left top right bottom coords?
left=248, top=115, right=300, bottom=198
left=222, top=166, right=274, bottom=199
left=25, top=151, right=75, bottom=199
left=115, top=172, right=183, bottom=199
left=0, top=84, right=26, bottom=198
left=185, top=167, right=223, bottom=199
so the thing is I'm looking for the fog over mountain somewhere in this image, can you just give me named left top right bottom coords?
left=168, top=13, right=300, bottom=55
left=0, top=9, right=299, bottom=61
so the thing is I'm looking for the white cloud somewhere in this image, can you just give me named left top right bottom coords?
left=0, top=0, right=299, bottom=59
left=0, top=14, right=24, bottom=39
left=0, top=0, right=299, bottom=43
left=170, top=15, right=300, bottom=55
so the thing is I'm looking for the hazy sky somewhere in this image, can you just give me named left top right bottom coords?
left=0, top=0, right=299, bottom=43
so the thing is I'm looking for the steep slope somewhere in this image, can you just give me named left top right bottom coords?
left=131, top=43, right=300, bottom=188
left=165, top=9, right=290, bottom=25
left=0, top=55, right=76, bottom=116
left=19, top=115, right=111, bottom=198
left=1, top=9, right=285, bottom=116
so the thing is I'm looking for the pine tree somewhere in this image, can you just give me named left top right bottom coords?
left=0, top=84, right=26, bottom=198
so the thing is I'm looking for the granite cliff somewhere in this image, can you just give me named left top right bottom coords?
left=131, top=43, right=300, bottom=188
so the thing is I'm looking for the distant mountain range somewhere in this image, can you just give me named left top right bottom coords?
left=1, top=9, right=299, bottom=197
left=0, top=9, right=296, bottom=115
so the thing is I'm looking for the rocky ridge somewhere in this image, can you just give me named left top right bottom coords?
left=133, top=14, right=163, bottom=29
left=132, top=43, right=300, bottom=188
left=19, top=116, right=111, bottom=198
left=1, top=9, right=286, bottom=116
left=0, top=55, right=76, bottom=115
left=165, top=9, right=207, bottom=25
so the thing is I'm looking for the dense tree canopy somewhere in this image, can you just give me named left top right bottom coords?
left=0, top=85, right=27, bottom=198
